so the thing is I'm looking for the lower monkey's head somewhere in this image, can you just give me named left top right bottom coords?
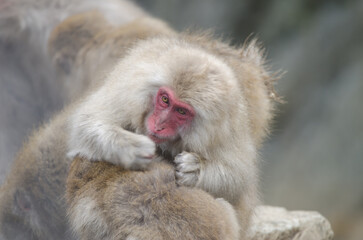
left=106, top=35, right=275, bottom=156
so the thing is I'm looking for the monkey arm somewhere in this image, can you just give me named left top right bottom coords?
left=67, top=82, right=157, bottom=170
left=68, top=115, right=155, bottom=170
left=176, top=150, right=257, bottom=205
left=174, top=148, right=259, bottom=238
left=201, top=151, right=259, bottom=238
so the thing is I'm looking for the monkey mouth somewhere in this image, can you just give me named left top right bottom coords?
left=148, top=133, right=168, bottom=144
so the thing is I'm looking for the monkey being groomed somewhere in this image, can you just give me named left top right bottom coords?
left=0, top=0, right=279, bottom=239
left=67, top=157, right=239, bottom=240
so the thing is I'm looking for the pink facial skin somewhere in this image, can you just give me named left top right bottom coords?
left=147, top=87, right=195, bottom=144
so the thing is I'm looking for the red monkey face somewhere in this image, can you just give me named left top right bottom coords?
left=147, top=87, right=195, bottom=144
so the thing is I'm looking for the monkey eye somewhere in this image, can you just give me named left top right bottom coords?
left=161, top=95, right=169, bottom=104
left=176, top=108, right=186, bottom=115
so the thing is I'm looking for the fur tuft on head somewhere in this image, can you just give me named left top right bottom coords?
left=241, top=37, right=284, bottom=103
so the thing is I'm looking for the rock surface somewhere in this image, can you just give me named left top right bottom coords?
left=248, top=206, right=334, bottom=240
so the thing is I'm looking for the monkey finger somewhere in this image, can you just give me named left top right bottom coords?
left=138, top=154, right=154, bottom=159
left=174, top=152, right=199, bottom=164
left=134, top=149, right=155, bottom=161
left=175, top=162, right=200, bottom=173
left=134, top=145, right=155, bottom=157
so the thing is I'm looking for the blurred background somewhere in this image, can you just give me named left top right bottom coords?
left=1, top=0, right=362, bottom=239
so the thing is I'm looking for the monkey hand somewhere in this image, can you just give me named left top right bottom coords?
left=175, top=152, right=200, bottom=187
left=71, top=132, right=156, bottom=171
left=117, top=134, right=156, bottom=170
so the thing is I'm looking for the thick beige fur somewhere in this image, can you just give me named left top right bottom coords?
left=0, top=1, right=278, bottom=239
left=67, top=157, right=239, bottom=240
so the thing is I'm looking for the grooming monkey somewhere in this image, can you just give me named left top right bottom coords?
left=64, top=22, right=276, bottom=240
left=0, top=0, right=278, bottom=239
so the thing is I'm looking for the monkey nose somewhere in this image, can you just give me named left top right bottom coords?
left=156, top=125, right=165, bottom=131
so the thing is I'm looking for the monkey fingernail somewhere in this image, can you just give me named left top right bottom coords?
left=144, top=155, right=154, bottom=159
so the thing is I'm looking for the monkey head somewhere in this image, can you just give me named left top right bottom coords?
left=124, top=37, right=246, bottom=157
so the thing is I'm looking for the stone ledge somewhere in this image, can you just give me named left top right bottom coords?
left=248, top=206, right=334, bottom=240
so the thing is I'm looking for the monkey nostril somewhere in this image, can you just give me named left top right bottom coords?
left=156, top=126, right=165, bottom=131
left=155, top=122, right=165, bottom=131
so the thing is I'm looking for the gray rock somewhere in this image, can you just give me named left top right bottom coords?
left=248, top=206, right=334, bottom=240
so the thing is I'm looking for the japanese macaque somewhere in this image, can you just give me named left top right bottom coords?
left=0, top=0, right=278, bottom=239
left=67, top=157, right=239, bottom=240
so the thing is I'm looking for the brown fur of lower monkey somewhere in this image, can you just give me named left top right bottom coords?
left=0, top=1, right=279, bottom=239
left=0, top=108, right=73, bottom=240
left=66, top=157, right=239, bottom=240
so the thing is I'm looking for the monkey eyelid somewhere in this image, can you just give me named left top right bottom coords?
left=176, top=107, right=187, bottom=115
left=158, top=92, right=170, bottom=107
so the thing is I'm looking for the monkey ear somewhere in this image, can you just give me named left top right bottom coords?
left=48, top=11, right=110, bottom=74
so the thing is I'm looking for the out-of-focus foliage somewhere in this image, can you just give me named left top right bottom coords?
left=135, top=1, right=363, bottom=240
